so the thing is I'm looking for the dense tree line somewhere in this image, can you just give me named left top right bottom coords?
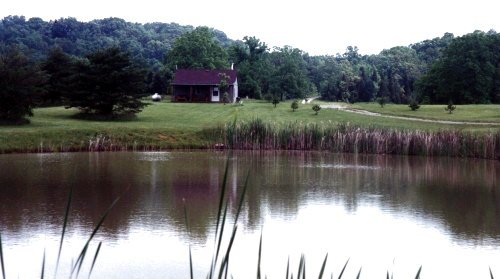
left=0, top=15, right=498, bottom=123
left=0, top=15, right=232, bottom=70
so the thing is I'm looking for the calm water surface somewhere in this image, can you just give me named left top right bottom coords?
left=0, top=151, right=498, bottom=278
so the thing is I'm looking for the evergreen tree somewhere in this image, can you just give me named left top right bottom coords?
left=0, top=46, right=45, bottom=123
left=66, top=47, right=147, bottom=116
left=41, top=47, right=75, bottom=104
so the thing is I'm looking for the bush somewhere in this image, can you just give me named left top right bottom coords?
left=272, top=97, right=280, bottom=108
left=291, top=100, right=299, bottom=112
left=408, top=99, right=420, bottom=111
left=312, top=104, right=321, bottom=115
left=445, top=101, right=456, bottom=114
left=222, top=92, right=230, bottom=105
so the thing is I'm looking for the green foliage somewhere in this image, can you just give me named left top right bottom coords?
left=445, top=101, right=456, bottom=114
left=222, top=93, right=230, bottom=105
left=0, top=45, right=45, bottom=123
left=312, top=104, right=321, bottom=115
left=65, top=47, right=147, bottom=116
left=165, top=27, right=229, bottom=70
left=408, top=98, right=420, bottom=111
left=230, top=36, right=270, bottom=99
left=268, top=46, right=310, bottom=100
left=417, top=31, right=500, bottom=104
left=291, top=100, right=299, bottom=112
left=41, top=47, right=76, bottom=104
left=272, top=97, right=280, bottom=108
left=0, top=16, right=233, bottom=70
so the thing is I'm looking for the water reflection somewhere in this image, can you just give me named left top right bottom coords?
left=0, top=151, right=499, bottom=278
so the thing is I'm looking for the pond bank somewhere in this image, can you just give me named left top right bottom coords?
left=1, top=120, right=498, bottom=160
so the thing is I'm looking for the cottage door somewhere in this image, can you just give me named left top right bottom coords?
left=211, top=87, right=220, bottom=102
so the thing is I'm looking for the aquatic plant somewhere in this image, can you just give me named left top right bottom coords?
left=214, top=119, right=500, bottom=160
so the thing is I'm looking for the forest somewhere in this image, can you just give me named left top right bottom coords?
left=0, top=15, right=499, bottom=121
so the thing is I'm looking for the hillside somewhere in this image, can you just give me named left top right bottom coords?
left=0, top=15, right=234, bottom=70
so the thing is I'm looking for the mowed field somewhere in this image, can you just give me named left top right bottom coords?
left=350, top=102, right=500, bottom=123
left=0, top=99, right=499, bottom=152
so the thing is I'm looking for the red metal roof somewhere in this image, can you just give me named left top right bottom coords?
left=172, top=69, right=237, bottom=85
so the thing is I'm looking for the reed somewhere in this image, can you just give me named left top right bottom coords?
left=0, top=232, right=5, bottom=279
left=213, top=119, right=500, bottom=160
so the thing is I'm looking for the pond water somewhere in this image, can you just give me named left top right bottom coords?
left=0, top=151, right=498, bottom=279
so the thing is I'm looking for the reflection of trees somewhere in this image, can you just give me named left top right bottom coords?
left=0, top=152, right=498, bottom=245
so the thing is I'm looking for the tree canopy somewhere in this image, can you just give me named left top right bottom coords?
left=417, top=31, right=500, bottom=104
left=165, top=26, right=229, bottom=70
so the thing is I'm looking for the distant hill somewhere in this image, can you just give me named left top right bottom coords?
left=0, top=15, right=234, bottom=71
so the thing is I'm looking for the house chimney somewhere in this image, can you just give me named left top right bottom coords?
left=231, top=63, right=234, bottom=70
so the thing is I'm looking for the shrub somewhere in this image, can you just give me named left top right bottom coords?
left=408, top=99, right=420, bottom=111
left=312, top=104, right=321, bottom=115
left=445, top=101, right=456, bottom=114
left=291, top=100, right=299, bottom=112
left=272, top=97, right=280, bottom=108
left=222, top=92, right=230, bottom=105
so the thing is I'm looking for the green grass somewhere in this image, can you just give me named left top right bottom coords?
left=0, top=99, right=498, bottom=153
left=350, top=102, right=500, bottom=123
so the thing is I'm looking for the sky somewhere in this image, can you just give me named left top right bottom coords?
left=2, top=0, right=500, bottom=55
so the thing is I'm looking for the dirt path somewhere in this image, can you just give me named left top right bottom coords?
left=320, top=104, right=500, bottom=126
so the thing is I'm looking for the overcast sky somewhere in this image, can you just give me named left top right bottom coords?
left=2, top=0, right=499, bottom=55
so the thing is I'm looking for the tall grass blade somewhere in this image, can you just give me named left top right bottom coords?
left=318, top=253, right=328, bottom=279
left=71, top=195, right=122, bottom=276
left=257, top=231, right=263, bottom=279
left=215, top=202, right=228, bottom=264
left=218, top=225, right=238, bottom=279
left=386, top=271, right=389, bottom=279
left=88, top=242, right=102, bottom=279
left=297, top=255, right=304, bottom=279
left=302, top=258, right=305, bottom=279
left=189, top=246, right=194, bottom=279
left=414, top=265, right=422, bottom=279
left=214, top=157, right=230, bottom=239
left=233, top=170, right=250, bottom=228
left=223, top=256, right=229, bottom=279
left=55, top=185, right=73, bottom=278
left=355, top=267, right=362, bottom=279
left=0, top=232, right=5, bottom=279
left=337, top=258, right=349, bottom=279
left=286, top=256, right=289, bottom=279
left=75, top=244, right=89, bottom=279
left=40, top=249, right=46, bottom=279
left=490, top=267, right=495, bottom=279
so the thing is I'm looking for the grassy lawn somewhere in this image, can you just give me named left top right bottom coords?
left=350, top=102, right=500, bottom=123
left=0, top=99, right=498, bottom=153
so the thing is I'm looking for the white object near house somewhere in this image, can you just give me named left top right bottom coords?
left=152, top=93, right=162, bottom=101
left=211, top=87, right=220, bottom=102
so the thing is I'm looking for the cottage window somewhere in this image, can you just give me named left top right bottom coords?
left=213, top=87, right=219, bottom=97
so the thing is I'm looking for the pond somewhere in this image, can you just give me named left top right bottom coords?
left=0, top=151, right=498, bottom=278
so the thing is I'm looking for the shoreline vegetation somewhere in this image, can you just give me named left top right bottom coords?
left=0, top=101, right=498, bottom=159
left=1, top=119, right=498, bottom=160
